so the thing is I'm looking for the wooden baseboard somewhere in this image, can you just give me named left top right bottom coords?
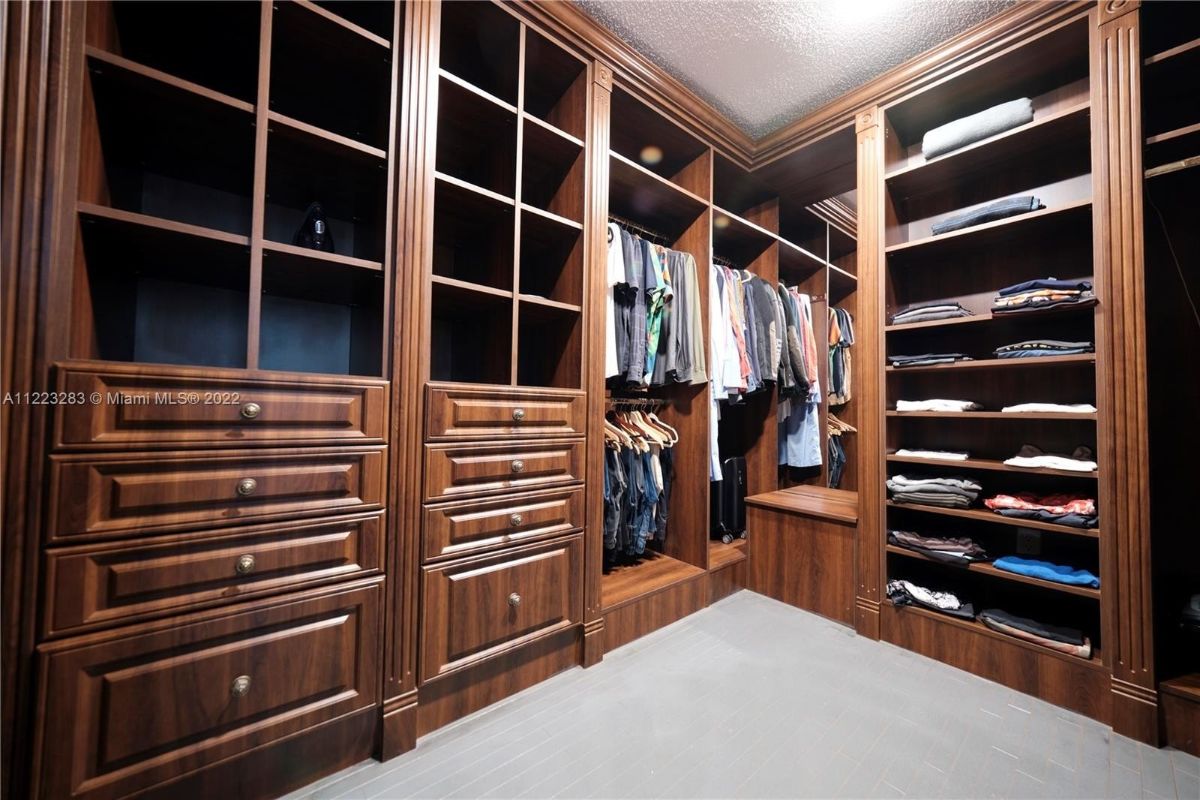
left=709, top=559, right=747, bottom=603
left=602, top=570, right=708, bottom=652
left=582, top=619, right=605, bottom=667
left=378, top=693, right=418, bottom=761
left=855, top=598, right=881, bottom=639
left=1161, top=675, right=1200, bottom=756
left=1111, top=678, right=1160, bottom=746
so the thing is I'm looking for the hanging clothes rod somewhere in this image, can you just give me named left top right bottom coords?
left=608, top=214, right=672, bottom=245
left=606, top=396, right=666, bottom=409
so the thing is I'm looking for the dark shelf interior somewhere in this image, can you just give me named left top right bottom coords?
left=432, top=179, right=515, bottom=290
left=104, top=1, right=260, bottom=102
left=523, top=28, right=587, bottom=140
left=77, top=209, right=250, bottom=368
left=312, top=0, right=395, bottom=40
left=519, top=210, right=583, bottom=306
left=270, top=1, right=393, bottom=149
left=439, top=0, right=520, bottom=104
left=431, top=282, right=513, bottom=385
left=84, top=53, right=256, bottom=234
left=610, top=86, right=709, bottom=190
left=713, top=153, right=776, bottom=219
left=259, top=255, right=384, bottom=376
left=1141, top=3, right=1200, bottom=64
left=264, top=128, right=387, bottom=261
left=522, top=119, right=584, bottom=222
left=518, top=302, right=582, bottom=389
left=436, top=75, right=518, bottom=197
left=608, top=153, right=707, bottom=242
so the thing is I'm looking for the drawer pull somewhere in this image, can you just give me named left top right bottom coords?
left=235, top=554, right=256, bottom=575
left=510, top=460, right=525, bottom=474
left=230, top=674, right=252, bottom=697
left=240, top=401, right=262, bottom=420
left=509, top=513, right=523, bottom=527
left=511, top=407, right=526, bottom=422
left=236, top=478, right=258, bottom=497
left=507, top=592, right=522, bottom=608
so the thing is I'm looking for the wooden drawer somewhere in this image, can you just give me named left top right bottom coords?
left=33, top=580, right=381, bottom=800
left=423, top=487, right=583, bottom=562
left=47, top=447, right=386, bottom=542
left=53, top=361, right=388, bottom=449
left=44, top=512, right=384, bottom=636
left=421, top=535, right=582, bottom=681
left=424, top=439, right=584, bottom=503
left=426, top=384, right=585, bottom=440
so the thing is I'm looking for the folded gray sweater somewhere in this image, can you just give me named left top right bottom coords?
left=922, top=98, right=1034, bottom=159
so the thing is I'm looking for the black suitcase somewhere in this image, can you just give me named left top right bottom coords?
left=710, top=456, right=747, bottom=544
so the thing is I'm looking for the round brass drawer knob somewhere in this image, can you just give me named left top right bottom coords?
left=240, top=402, right=262, bottom=420
left=510, top=460, right=525, bottom=474
left=235, top=554, right=256, bottom=575
left=236, top=478, right=257, bottom=496
left=511, top=408, right=526, bottom=422
left=231, top=675, right=252, bottom=697
left=507, top=592, right=522, bottom=608
left=509, top=513, right=523, bottom=527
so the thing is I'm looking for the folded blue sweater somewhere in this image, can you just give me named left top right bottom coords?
left=992, top=556, right=1099, bottom=588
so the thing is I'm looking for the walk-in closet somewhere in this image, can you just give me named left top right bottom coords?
left=2, top=1, right=1197, bottom=798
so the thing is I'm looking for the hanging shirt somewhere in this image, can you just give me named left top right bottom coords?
left=604, top=223, right=625, bottom=379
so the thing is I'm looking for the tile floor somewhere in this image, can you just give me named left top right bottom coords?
left=284, top=591, right=1200, bottom=799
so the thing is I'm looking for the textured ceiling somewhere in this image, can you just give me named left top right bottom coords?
left=574, top=0, right=1017, bottom=139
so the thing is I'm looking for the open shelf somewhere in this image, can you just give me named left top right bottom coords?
left=778, top=238, right=828, bottom=282
left=887, top=198, right=1093, bottom=258
left=432, top=174, right=515, bottom=291
left=886, top=100, right=1091, bottom=199
left=259, top=254, right=384, bottom=376
left=887, top=546, right=1099, bottom=599
left=519, top=206, right=583, bottom=306
left=712, top=206, right=776, bottom=265
left=885, top=301, right=1095, bottom=333
left=83, top=50, right=255, bottom=235
left=887, top=410, right=1096, bottom=420
left=76, top=203, right=250, bottom=369
left=709, top=539, right=748, bottom=571
left=430, top=280, right=513, bottom=386
left=312, top=1, right=395, bottom=42
left=439, top=0, right=520, bottom=106
left=888, top=603, right=1103, bottom=669
left=521, top=118, right=584, bottom=223
left=264, top=127, right=388, bottom=262
left=610, top=85, right=710, bottom=196
left=887, top=353, right=1094, bottom=373
left=885, top=501, right=1100, bottom=539
left=601, top=551, right=707, bottom=611
left=887, top=453, right=1096, bottom=480
left=270, top=0, right=392, bottom=149
left=517, top=298, right=582, bottom=389
left=262, top=240, right=382, bottom=273
left=523, top=28, right=587, bottom=140
left=609, top=151, right=708, bottom=240
left=92, top=1, right=261, bottom=103
left=436, top=72, right=518, bottom=198
left=1145, top=122, right=1200, bottom=171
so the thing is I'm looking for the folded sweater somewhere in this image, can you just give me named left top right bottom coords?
left=922, top=98, right=1034, bottom=159
left=992, top=556, right=1100, bottom=588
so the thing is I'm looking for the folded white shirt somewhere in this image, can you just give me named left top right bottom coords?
left=1003, top=454, right=1098, bottom=472
left=895, top=399, right=982, bottom=412
left=1001, top=402, right=1097, bottom=414
left=895, top=448, right=970, bottom=461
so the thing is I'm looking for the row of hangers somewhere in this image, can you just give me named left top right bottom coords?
left=604, top=404, right=680, bottom=451
left=828, top=411, right=857, bottom=435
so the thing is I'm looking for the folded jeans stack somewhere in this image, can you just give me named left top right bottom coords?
left=979, top=609, right=1092, bottom=658
left=889, top=529, right=988, bottom=565
left=992, top=556, right=1099, bottom=588
left=984, top=492, right=1098, bottom=528
left=887, top=579, right=975, bottom=619
left=896, top=399, right=982, bottom=412
left=1004, top=444, right=1097, bottom=473
left=991, top=278, right=1097, bottom=316
left=994, top=339, right=1094, bottom=359
left=889, top=301, right=973, bottom=326
left=888, top=353, right=972, bottom=368
left=888, top=474, right=982, bottom=509
left=931, top=195, right=1043, bottom=236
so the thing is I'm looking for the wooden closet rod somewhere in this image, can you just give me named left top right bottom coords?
left=606, top=396, right=666, bottom=409
left=609, top=214, right=673, bottom=245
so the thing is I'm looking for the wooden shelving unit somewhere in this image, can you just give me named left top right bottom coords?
left=878, top=11, right=1105, bottom=672
left=428, top=3, right=587, bottom=389
left=72, top=0, right=399, bottom=376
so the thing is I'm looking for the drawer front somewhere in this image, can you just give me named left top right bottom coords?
left=423, top=487, right=583, bottom=562
left=54, top=362, right=388, bottom=449
left=421, top=535, right=582, bottom=681
left=48, top=447, right=386, bottom=542
left=45, top=512, right=384, bottom=635
left=426, top=384, right=585, bottom=440
left=424, top=439, right=584, bottom=503
left=34, top=581, right=380, bottom=800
